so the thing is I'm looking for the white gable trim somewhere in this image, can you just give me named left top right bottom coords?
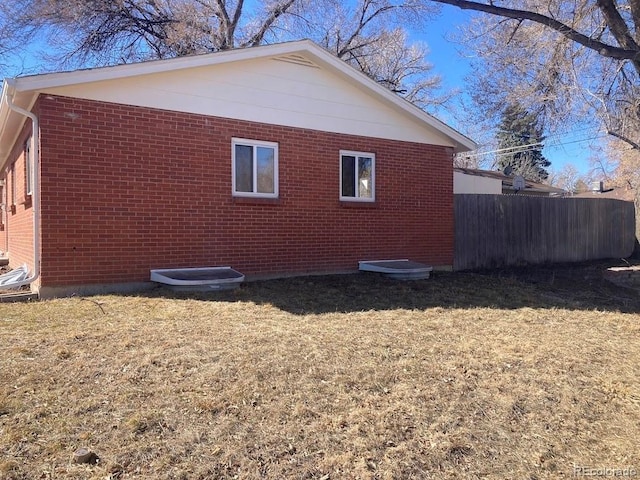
left=12, top=42, right=318, bottom=91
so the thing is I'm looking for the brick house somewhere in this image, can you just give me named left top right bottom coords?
left=0, top=40, right=475, bottom=297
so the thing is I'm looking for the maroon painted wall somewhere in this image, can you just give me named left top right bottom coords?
left=37, top=94, right=454, bottom=288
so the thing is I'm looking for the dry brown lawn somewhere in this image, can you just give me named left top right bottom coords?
left=1, top=262, right=640, bottom=479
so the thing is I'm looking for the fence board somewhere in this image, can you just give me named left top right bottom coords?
left=454, top=195, right=636, bottom=271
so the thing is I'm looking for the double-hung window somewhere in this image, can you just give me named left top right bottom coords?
left=340, top=150, right=375, bottom=201
left=232, top=138, right=278, bottom=198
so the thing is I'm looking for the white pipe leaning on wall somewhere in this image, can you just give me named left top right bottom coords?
left=3, top=81, right=40, bottom=290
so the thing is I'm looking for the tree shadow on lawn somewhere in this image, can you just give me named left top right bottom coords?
left=147, top=259, right=640, bottom=315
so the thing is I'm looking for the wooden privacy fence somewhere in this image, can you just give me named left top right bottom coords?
left=454, top=195, right=636, bottom=271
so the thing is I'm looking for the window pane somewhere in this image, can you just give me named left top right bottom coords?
left=235, top=145, right=253, bottom=193
left=341, top=155, right=356, bottom=197
left=256, top=146, right=275, bottom=194
left=358, top=156, right=373, bottom=198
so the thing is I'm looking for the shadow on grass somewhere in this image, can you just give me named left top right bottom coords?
left=144, top=260, right=640, bottom=315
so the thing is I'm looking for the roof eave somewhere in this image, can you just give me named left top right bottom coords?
left=0, top=80, right=20, bottom=167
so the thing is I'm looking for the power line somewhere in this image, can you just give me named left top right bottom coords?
left=547, top=133, right=608, bottom=148
left=459, top=141, right=544, bottom=159
left=458, top=132, right=608, bottom=161
left=543, top=125, right=602, bottom=141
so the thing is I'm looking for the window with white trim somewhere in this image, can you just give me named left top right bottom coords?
left=25, top=137, right=33, bottom=196
left=0, top=181, right=4, bottom=226
left=232, top=138, right=278, bottom=198
left=10, top=164, right=16, bottom=207
left=340, top=151, right=375, bottom=201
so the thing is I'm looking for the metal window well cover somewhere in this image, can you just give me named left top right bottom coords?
left=358, top=259, right=433, bottom=280
left=150, top=267, right=244, bottom=291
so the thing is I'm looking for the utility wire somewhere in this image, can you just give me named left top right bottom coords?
left=458, top=132, right=607, bottom=161
left=459, top=141, right=544, bottom=159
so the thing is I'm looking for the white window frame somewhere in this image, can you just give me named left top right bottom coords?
left=231, top=138, right=279, bottom=199
left=10, top=164, right=16, bottom=207
left=0, top=180, right=5, bottom=225
left=25, top=136, right=33, bottom=196
left=339, top=150, right=376, bottom=202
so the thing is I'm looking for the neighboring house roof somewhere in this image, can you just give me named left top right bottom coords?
left=0, top=39, right=477, bottom=166
left=454, top=167, right=567, bottom=195
left=572, top=187, right=636, bottom=202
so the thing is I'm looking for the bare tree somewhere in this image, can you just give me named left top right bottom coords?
left=428, top=1, right=640, bottom=68
left=550, top=163, right=592, bottom=193
left=423, top=0, right=639, bottom=152
left=353, top=28, right=444, bottom=107
left=1, top=0, right=300, bottom=67
left=286, top=0, right=445, bottom=108
left=0, top=0, right=446, bottom=110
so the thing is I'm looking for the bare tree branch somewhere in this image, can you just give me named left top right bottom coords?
left=213, top=0, right=233, bottom=48
left=336, top=1, right=395, bottom=58
left=427, top=0, right=640, bottom=71
left=631, top=1, right=640, bottom=41
left=607, top=129, right=640, bottom=151
left=596, top=0, right=640, bottom=52
left=243, top=0, right=297, bottom=47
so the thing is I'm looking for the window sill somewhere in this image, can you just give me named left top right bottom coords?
left=339, top=200, right=377, bottom=209
left=232, top=197, right=281, bottom=206
left=20, top=195, right=32, bottom=208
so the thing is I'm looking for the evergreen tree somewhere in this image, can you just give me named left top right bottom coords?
left=496, top=104, right=551, bottom=182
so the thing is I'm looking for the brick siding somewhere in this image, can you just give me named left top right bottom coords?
left=2, top=120, right=35, bottom=271
left=36, top=94, right=454, bottom=287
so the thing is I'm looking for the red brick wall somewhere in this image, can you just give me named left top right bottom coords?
left=3, top=121, right=35, bottom=272
left=0, top=168, right=6, bottom=255
left=37, top=94, right=454, bottom=287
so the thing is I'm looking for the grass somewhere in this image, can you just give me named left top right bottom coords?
left=1, top=261, right=639, bottom=479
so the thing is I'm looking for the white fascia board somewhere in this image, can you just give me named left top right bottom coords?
left=0, top=80, right=23, bottom=165
left=0, top=81, right=11, bottom=160
left=12, top=41, right=319, bottom=92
